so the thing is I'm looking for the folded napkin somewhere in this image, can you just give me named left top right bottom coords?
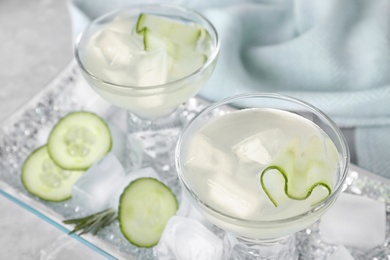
left=68, top=0, right=390, bottom=178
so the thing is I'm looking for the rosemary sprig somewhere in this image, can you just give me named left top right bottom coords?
left=63, top=208, right=117, bottom=235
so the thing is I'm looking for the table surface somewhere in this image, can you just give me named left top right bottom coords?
left=0, top=0, right=104, bottom=259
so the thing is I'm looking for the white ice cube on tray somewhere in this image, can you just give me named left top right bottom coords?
left=72, top=153, right=126, bottom=214
left=233, top=128, right=284, bottom=165
left=35, top=125, right=52, bottom=147
left=107, top=123, right=126, bottom=165
left=327, top=245, right=355, bottom=260
left=154, top=216, right=223, bottom=260
left=319, top=192, right=386, bottom=250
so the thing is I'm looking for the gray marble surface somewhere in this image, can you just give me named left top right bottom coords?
left=0, top=0, right=104, bottom=259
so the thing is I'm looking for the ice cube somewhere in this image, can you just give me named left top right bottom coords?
left=319, top=192, right=386, bottom=250
left=93, top=22, right=169, bottom=86
left=126, top=133, right=144, bottom=170
left=100, top=67, right=138, bottom=86
left=136, top=49, right=168, bottom=86
left=184, top=133, right=235, bottom=176
left=233, top=129, right=284, bottom=165
left=106, top=18, right=136, bottom=36
left=154, top=216, right=223, bottom=260
left=107, top=123, right=126, bottom=165
left=206, top=174, right=259, bottom=219
left=36, top=126, right=51, bottom=147
left=95, top=28, right=140, bottom=69
left=327, top=245, right=355, bottom=260
left=72, top=153, right=126, bottom=215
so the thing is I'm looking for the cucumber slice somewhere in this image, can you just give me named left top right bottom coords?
left=21, top=146, right=84, bottom=202
left=47, top=111, right=112, bottom=170
left=136, top=13, right=202, bottom=47
left=118, top=178, right=178, bottom=248
left=260, top=136, right=338, bottom=207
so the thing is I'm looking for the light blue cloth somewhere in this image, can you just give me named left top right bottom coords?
left=68, top=0, right=390, bottom=178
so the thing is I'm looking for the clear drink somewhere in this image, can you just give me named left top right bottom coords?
left=176, top=93, right=349, bottom=259
left=75, top=5, right=219, bottom=119
left=180, top=107, right=339, bottom=239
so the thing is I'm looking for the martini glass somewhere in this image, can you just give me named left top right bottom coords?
left=75, top=4, right=219, bottom=174
left=175, top=93, right=350, bottom=259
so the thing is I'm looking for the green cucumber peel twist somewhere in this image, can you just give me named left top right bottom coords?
left=260, top=165, right=332, bottom=207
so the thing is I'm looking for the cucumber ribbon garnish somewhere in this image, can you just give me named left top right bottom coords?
left=260, top=136, right=339, bottom=207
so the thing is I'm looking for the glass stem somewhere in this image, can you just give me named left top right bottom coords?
left=225, top=233, right=298, bottom=260
left=125, top=108, right=183, bottom=181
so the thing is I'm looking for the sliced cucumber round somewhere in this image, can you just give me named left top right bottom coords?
left=21, top=146, right=84, bottom=202
left=118, top=178, right=178, bottom=248
left=47, top=111, right=112, bottom=170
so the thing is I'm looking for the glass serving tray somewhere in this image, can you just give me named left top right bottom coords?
left=0, top=60, right=389, bottom=259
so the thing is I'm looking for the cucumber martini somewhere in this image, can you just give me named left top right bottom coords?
left=75, top=5, right=219, bottom=119
left=75, top=5, right=219, bottom=171
left=176, top=93, right=349, bottom=259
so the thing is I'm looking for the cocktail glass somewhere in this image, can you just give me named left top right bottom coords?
left=75, top=4, right=219, bottom=173
left=175, top=93, right=350, bottom=259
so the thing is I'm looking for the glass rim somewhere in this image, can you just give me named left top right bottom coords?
left=175, top=92, right=350, bottom=226
left=74, top=3, right=220, bottom=90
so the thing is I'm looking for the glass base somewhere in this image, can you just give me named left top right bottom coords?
left=125, top=108, right=184, bottom=181
left=224, top=233, right=298, bottom=260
